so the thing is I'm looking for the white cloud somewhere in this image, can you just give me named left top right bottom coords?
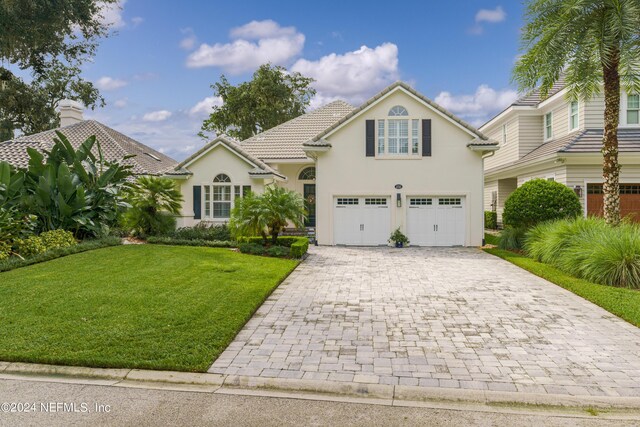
left=292, top=43, right=399, bottom=106
left=435, top=84, right=518, bottom=123
left=180, top=28, right=197, bottom=50
left=475, top=6, right=506, bottom=23
left=95, top=76, right=128, bottom=91
left=143, top=110, right=173, bottom=122
left=131, top=16, right=143, bottom=27
left=189, top=96, right=224, bottom=117
left=97, top=0, right=126, bottom=29
left=186, top=20, right=304, bottom=73
left=113, top=98, right=128, bottom=108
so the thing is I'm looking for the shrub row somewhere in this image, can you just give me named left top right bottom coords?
left=1, top=229, right=77, bottom=260
left=0, top=237, right=121, bottom=273
left=146, top=236, right=236, bottom=248
left=525, top=217, right=640, bottom=289
left=484, top=211, right=498, bottom=230
left=237, top=236, right=309, bottom=258
left=238, top=243, right=289, bottom=258
left=167, top=224, right=231, bottom=242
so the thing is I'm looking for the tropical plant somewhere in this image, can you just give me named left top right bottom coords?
left=199, top=64, right=316, bottom=141
left=0, top=161, right=37, bottom=244
left=124, top=176, right=183, bottom=237
left=230, top=186, right=306, bottom=244
left=498, top=226, right=528, bottom=251
left=389, top=228, right=410, bottom=246
left=514, top=0, right=640, bottom=225
left=502, top=179, right=582, bottom=229
left=21, top=132, right=133, bottom=237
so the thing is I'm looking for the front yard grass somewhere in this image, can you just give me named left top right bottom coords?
left=0, top=245, right=298, bottom=372
left=484, top=248, right=640, bottom=328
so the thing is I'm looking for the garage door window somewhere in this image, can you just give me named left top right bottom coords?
left=365, top=198, right=387, bottom=205
left=337, top=198, right=359, bottom=205
left=438, top=198, right=462, bottom=205
left=409, top=198, right=432, bottom=206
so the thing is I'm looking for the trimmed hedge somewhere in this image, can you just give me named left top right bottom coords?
left=0, top=237, right=121, bottom=273
left=484, top=211, right=498, bottom=230
left=146, top=236, right=236, bottom=248
left=238, top=236, right=309, bottom=258
left=168, top=224, right=231, bottom=241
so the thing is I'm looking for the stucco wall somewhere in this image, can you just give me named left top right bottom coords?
left=315, top=89, right=485, bottom=246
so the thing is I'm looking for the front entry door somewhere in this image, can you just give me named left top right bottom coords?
left=304, top=184, right=316, bottom=227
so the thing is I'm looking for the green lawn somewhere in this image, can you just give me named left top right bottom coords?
left=484, top=232, right=499, bottom=246
left=484, top=248, right=640, bottom=328
left=0, top=245, right=298, bottom=372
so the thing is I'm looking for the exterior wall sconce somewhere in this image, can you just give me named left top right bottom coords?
left=573, top=185, right=583, bottom=198
left=396, top=193, right=402, bottom=207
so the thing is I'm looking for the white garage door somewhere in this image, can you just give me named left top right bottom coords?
left=407, top=197, right=465, bottom=246
left=334, top=197, right=390, bottom=246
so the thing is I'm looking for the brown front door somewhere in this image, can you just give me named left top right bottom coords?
left=587, top=183, right=640, bottom=222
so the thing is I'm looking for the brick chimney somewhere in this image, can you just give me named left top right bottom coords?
left=58, top=100, right=84, bottom=127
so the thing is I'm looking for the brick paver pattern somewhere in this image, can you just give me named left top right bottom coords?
left=209, top=247, right=640, bottom=397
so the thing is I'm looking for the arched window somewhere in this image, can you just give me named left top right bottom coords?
left=377, top=105, right=419, bottom=156
left=213, top=173, right=231, bottom=183
left=298, top=167, right=316, bottom=180
left=388, top=105, right=409, bottom=116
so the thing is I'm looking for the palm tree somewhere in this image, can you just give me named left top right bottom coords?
left=126, top=176, right=183, bottom=236
left=229, top=192, right=269, bottom=243
left=514, top=0, right=640, bottom=226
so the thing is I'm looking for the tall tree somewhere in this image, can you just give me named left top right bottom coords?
left=199, top=64, right=316, bottom=141
left=0, top=0, right=117, bottom=138
left=514, top=0, right=640, bottom=226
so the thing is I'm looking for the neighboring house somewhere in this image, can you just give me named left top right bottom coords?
left=0, top=100, right=177, bottom=175
left=168, top=82, right=497, bottom=246
left=481, top=78, right=640, bottom=224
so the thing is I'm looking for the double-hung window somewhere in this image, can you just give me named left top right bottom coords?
left=627, top=94, right=639, bottom=125
left=544, top=112, right=553, bottom=140
left=377, top=105, right=420, bottom=156
left=569, top=101, right=579, bottom=130
left=212, top=174, right=231, bottom=219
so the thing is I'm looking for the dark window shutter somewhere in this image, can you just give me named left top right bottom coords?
left=193, top=185, right=202, bottom=219
left=365, top=120, right=375, bottom=157
left=422, top=119, right=432, bottom=157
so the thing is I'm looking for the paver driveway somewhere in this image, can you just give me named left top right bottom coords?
left=210, top=247, right=640, bottom=397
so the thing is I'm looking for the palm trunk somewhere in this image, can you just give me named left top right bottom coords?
left=602, top=52, right=621, bottom=226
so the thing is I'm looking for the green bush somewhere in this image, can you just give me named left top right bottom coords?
left=524, top=217, right=640, bottom=288
left=124, top=176, right=183, bottom=237
left=170, top=224, right=231, bottom=241
left=40, top=229, right=77, bottom=250
left=502, top=179, right=581, bottom=228
left=239, top=243, right=266, bottom=256
left=0, top=237, right=121, bottom=273
left=290, top=238, right=309, bottom=258
left=238, top=236, right=309, bottom=258
left=0, top=241, right=10, bottom=261
left=484, top=211, right=498, bottom=230
left=15, top=236, right=47, bottom=257
left=266, top=246, right=289, bottom=257
left=498, top=227, right=527, bottom=250
left=146, top=236, right=235, bottom=248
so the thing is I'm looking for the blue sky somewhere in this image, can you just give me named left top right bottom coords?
left=82, top=0, right=526, bottom=160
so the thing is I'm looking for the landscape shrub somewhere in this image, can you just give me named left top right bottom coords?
left=170, top=224, right=231, bottom=241
left=40, top=229, right=77, bottom=250
left=289, top=238, right=309, bottom=258
left=15, top=236, right=47, bottom=257
left=123, top=176, right=183, bottom=238
left=524, top=217, right=640, bottom=289
left=498, top=227, right=527, bottom=251
left=502, top=179, right=581, bottom=229
left=239, top=243, right=266, bottom=256
left=238, top=236, right=309, bottom=258
left=146, top=236, right=235, bottom=248
left=484, top=211, right=498, bottom=230
left=266, top=246, right=289, bottom=257
left=0, top=241, right=10, bottom=261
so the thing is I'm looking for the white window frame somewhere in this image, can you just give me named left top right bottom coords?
left=544, top=112, right=553, bottom=141
left=376, top=105, right=421, bottom=158
left=624, top=92, right=640, bottom=126
left=568, top=101, right=579, bottom=131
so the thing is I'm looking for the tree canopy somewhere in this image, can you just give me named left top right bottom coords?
left=199, top=64, right=316, bottom=141
left=0, top=0, right=117, bottom=139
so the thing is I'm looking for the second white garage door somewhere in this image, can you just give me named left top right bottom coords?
left=334, top=197, right=390, bottom=245
left=407, top=197, right=465, bottom=246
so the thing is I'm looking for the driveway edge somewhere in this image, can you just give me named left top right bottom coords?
left=1, top=362, right=639, bottom=411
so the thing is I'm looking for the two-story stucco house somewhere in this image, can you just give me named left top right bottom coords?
left=168, top=82, right=498, bottom=246
left=481, top=77, right=640, bottom=224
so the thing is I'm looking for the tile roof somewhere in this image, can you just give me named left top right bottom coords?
left=512, top=75, right=567, bottom=107
left=308, top=81, right=492, bottom=144
left=485, top=128, right=640, bottom=175
left=0, top=120, right=177, bottom=175
left=174, top=135, right=286, bottom=179
left=240, top=101, right=355, bottom=159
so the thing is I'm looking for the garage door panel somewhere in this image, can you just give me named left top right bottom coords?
left=587, top=184, right=640, bottom=222
left=407, top=198, right=436, bottom=246
left=407, top=196, right=465, bottom=246
left=333, top=197, right=390, bottom=245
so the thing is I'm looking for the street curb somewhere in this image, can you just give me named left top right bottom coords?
left=2, top=362, right=640, bottom=410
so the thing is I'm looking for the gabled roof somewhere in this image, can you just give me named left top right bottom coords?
left=306, top=81, right=492, bottom=145
left=240, top=101, right=355, bottom=160
left=0, top=120, right=177, bottom=175
left=485, top=128, right=640, bottom=175
left=511, top=75, right=567, bottom=107
left=172, top=135, right=286, bottom=179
